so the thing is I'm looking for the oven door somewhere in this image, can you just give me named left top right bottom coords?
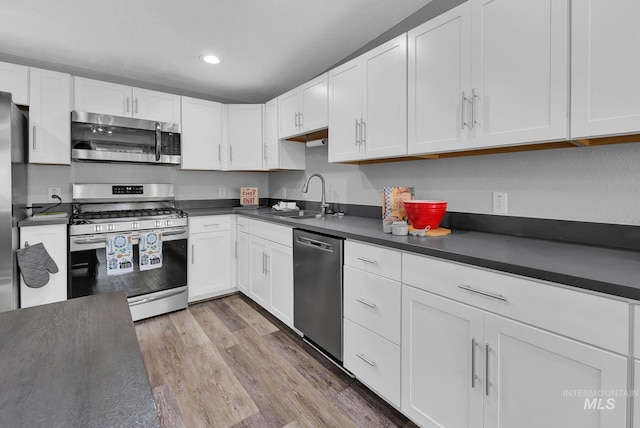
left=69, top=227, right=188, bottom=318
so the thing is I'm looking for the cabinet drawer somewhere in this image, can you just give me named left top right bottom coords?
left=248, top=219, right=292, bottom=247
left=189, top=215, right=231, bottom=233
left=402, top=252, right=629, bottom=355
left=236, top=216, right=249, bottom=231
left=344, top=318, right=400, bottom=407
left=344, top=266, right=401, bottom=345
left=345, top=240, right=401, bottom=281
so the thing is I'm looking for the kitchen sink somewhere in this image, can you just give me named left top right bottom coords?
left=262, top=210, right=323, bottom=220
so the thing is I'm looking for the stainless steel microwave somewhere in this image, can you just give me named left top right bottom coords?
left=71, top=111, right=181, bottom=165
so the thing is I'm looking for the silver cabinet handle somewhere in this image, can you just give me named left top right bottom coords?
left=356, top=256, right=377, bottom=265
left=134, top=98, right=138, bottom=114
left=356, top=298, right=376, bottom=308
left=265, top=253, right=270, bottom=275
left=471, top=338, right=478, bottom=388
left=191, top=244, right=194, bottom=264
left=264, top=143, right=268, bottom=161
left=461, top=91, right=468, bottom=129
left=125, top=97, right=130, bottom=113
left=471, top=88, right=478, bottom=128
left=355, top=119, right=359, bottom=146
left=485, top=343, right=491, bottom=396
left=203, top=223, right=220, bottom=227
left=229, top=145, right=233, bottom=163
left=458, top=285, right=507, bottom=302
left=218, top=144, right=221, bottom=162
left=298, top=112, right=303, bottom=128
left=32, top=125, right=36, bottom=150
left=356, top=353, right=376, bottom=367
left=361, top=119, right=366, bottom=145
left=294, top=112, right=298, bottom=127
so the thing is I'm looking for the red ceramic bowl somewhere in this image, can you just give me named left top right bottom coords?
left=403, top=200, right=447, bottom=230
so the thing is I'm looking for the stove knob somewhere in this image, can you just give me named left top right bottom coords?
left=165, top=220, right=172, bottom=226
left=94, top=225, right=102, bottom=232
left=154, top=221, right=162, bottom=227
left=132, top=222, right=139, bottom=229
left=107, top=224, right=115, bottom=231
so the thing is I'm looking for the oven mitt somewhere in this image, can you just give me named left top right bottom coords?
left=16, top=242, right=59, bottom=288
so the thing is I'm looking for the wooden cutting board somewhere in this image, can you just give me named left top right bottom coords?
left=408, top=226, right=451, bottom=236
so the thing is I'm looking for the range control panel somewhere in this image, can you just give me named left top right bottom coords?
left=112, top=185, right=144, bottom=195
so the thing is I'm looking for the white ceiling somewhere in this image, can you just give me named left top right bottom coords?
left=0, top=0, right=432, bottom=103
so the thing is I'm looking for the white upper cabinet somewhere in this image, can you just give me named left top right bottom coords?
left=29, top=68, right=72, bottom=165
left=226, top=104, right=264, bottom=170
left=408, top=0, right=569, bottom=155
left=470, top=0, right=569, bottom=149
left=181, top=96, right=224, bottom=170
left=73, top=77, right=181, bottom=123
left=0, top=62, right=29, bottom=106
left=571, top=0, right=640, bottom=139
left=329, top=34, right=407, bottom=162
left=265, top=97, right=305, bottom=170
left=408, top=3, right=472, bottom=154
left=278, top=73, right=328, bottom=139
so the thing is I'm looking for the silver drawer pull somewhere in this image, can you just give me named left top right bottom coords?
left=485, top=343, right=491, bottom=396
left=356, top=298, right=376, bottom=309
left=203, top=223, right=220, bottom=227
left=458, top=285, right=508, bottom=302
left=356, top=353, right=376, bottom=367
left=471, top=338, right=478, bottom=388
left=356, top=257, right=377, bottom=264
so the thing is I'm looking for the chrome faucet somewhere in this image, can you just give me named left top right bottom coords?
left=302, top=173, right=329, bottom=214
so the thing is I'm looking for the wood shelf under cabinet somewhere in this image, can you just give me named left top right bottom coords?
left=283, top=128, right=328, bottom=143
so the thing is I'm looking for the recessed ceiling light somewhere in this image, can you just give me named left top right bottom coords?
left=200, top=54, right=220, bottom=64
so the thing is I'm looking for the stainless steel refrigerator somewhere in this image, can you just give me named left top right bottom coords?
left=0, top=91, right=28, bottom=312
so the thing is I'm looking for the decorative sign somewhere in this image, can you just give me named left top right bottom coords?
left=382, top=187, right=415, bottom=221
left=241, top=187, right=259, bottom=206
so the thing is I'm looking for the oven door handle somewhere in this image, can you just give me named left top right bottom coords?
left=128, top=288, right=186, bottom=306
left=155, top=121, right=161, bottom=161
left=71, top=238, right=106, bottom=245
left=162, top=229, right=187, bottom=237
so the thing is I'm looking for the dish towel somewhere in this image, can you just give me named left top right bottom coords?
left=139, top=231, right=163, bottom=271
left=105, top=233, right=134, bottom=275
left=16, top=242, right=59, bottom=288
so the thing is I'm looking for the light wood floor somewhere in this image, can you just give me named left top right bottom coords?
left=135, top=293, right=416, bottom=428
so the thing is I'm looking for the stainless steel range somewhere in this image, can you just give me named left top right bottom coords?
left=69, top=183, right=188, bottom=321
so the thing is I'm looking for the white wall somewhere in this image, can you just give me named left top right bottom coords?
left=27, top=162, right=269, bottom=204
left=269, top=142, right=640, bottom=226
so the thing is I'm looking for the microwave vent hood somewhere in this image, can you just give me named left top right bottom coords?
left=71, top=111, right=181, bottom=165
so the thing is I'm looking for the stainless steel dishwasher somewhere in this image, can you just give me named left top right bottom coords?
left=293, top=229, right=344, bottom=362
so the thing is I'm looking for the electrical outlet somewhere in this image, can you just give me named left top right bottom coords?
left=218, top=187, right=226, bottom=198
left=492, top=192, right=507, bottom=215
left=48, top=187, right=61, bottom=201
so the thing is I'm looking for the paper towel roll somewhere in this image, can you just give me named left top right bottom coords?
left=306, top=138, right=327, bottom=148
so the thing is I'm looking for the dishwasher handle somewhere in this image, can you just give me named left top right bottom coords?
left=296, top=235, right=334, bottom=252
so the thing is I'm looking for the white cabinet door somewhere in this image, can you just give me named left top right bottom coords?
left=484, top=313, right=628, bottom=428
left=248, top=235, right=269, bottom=307
left=188, top=230, right=232, bottom=302
left=226, top=104, right=263, bottom=170
left=237, top=231, right=250, bottom=295
left=181, top=96, right=223, bottom=170
left=408, top=3, right=472, bottom=154
left=299, top=73, right=328, bottom=134
left=571, top=0, right=640, bottom=139
left=19, top=224, right=67, bottom=308
left=470, top=0, right=569, bottom=149
left=328, top=57, right=362, bottom=162
left=361, top=34, right=407, bottom=160
left=73, top=77, right=130, bottom=116
left=29, top=68, right=71, bottom=165
left=268, top=243, right=293, bottom=327
left=132, top=87, right=181, bottom=123
left=402, top=285, right=484, bottom=428
left=278, top=88, right=300, bottom=139
left=634, top=360, right=640, bottom=428
left=0, top=61, right=29, bottom=105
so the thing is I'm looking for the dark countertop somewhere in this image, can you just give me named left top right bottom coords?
left=18, top=214, right=70, bottom=227
left=0, top=292, right=159, bottom=428
left=186, top=207, right=640, bottom=301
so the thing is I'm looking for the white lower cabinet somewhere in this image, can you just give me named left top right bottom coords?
left=19, top=224, right=67, bottom=308
left=402, top=284, right=628, bottom=428
left=187, top=216, right=236, bottom=302
left=241, top=219, right=294, bottom=328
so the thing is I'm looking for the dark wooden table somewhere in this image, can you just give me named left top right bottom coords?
left=0, top=292, right=159, bottom=427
